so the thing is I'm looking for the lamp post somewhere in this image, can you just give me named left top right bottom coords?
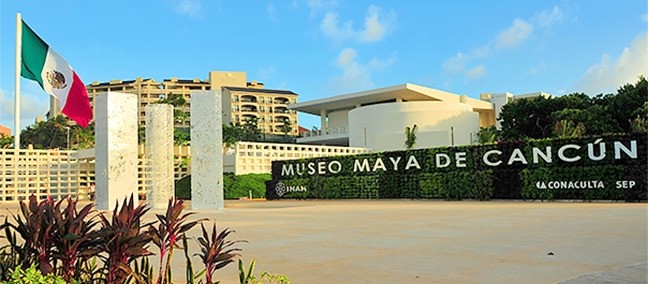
left=64, top=126, right=70, bottom=149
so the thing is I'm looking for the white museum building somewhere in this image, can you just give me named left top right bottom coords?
left=292, top=83, right=550, bottom=151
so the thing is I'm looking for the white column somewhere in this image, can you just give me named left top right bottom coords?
left=145, top=104, right=174, bottom=209
left=320, top=109, right=328, bottom=131
left=190, top=90, right=223, bottom=210
left=95, top=92, right=139, bottom=211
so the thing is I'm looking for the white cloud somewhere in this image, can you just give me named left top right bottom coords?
left=534, top=6, right=564, bottom=28
left=174, top=0, right=202, bottom=17
left=266, top=4, right=278, bottom=22
left=321, top=12, right=356, bottom=42
left=360, top=5, right=386, bottom=42
left=320, top=5, right=395, bottom=44
left=442, top=53, right=468, bottom=74
left=306, top=0, right=337, bottom=12
left=575, top=33, right=648, bottom=95
left=330, top=48, right=394, bottom=93
left=466, top=65, right=486, bottom=79
left=442, top=6, right=564, bottom=80
left=0, top=85, right=50, bottom=135
left=495, top=19, right=533, bottom=49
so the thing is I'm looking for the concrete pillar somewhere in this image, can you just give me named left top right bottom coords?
left=95, top=92, right=138, bottom=211
left=145, top=104, right=174, bottom=209
left=320, top=109, right=328, bottom=131
left=190, top=90, right=224, bottom=210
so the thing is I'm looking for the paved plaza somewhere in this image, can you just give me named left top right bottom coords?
left=167, top=200, right=647, bottom=284
left=1, top=200, right=647, bottom=283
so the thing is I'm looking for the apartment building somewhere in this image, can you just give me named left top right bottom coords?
left=68, top=71, right=298, bottom=136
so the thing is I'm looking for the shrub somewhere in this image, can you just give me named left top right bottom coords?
left=5, top=265, right=69, bottom=284
left=176, top=174, right=271, bottom=200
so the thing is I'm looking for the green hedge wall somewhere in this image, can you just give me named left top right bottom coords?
left=175, top=173, right=271, bottom=200
left=267, top=133, right=647, bottom=201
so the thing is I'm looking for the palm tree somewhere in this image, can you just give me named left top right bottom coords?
left=404, top=124, right=418, bottom=150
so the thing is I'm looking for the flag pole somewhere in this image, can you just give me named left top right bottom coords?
left=14, top=13, right=22, bottom=150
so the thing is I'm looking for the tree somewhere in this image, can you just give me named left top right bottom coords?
left=475, top=125, right=499, bottom=144
left=19, top=115, right=95, bottom=150
left=279, top=119, right=293, bottom=142
left=156, top=93, right=191, bottom=145
left=553, top=120, right=586, bottom=138
left=0, top=134, right=12, bottom=149
left=404, top=124, right=418, bottom=149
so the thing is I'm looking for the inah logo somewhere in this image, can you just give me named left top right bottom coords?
left=46, top=70, right=67, bottom=89
left=275, top=182, right=286, bottom=197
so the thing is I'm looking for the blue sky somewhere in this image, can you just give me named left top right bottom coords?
left=0, top=0, right=646, bottom=132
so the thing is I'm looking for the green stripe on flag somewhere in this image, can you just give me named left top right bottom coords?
left=20, top=20, right=48, bottom=88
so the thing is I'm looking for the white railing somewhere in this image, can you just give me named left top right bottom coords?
left=228, top=141, right=370, bottom=174
left=301, top=126, right=349, bottom=138
left=0, top=142, right=368, bottom=201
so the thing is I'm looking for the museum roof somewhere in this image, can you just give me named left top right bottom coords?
left=289, top=83, right=493, bottom=115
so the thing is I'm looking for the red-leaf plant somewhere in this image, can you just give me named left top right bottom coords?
left=195, top=223, right=245, bottom=284
left=148, top=199, right=204, bottom=284
left=2, top=195, right=57, bottom=275
left=97, top=195, right=154, bottom=284
left=50, top=196, right=101, bottom=282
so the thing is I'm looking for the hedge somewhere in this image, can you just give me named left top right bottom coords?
left=267, top=133, right=647, bottom=201
left=175, top=173, right=271, bottom=200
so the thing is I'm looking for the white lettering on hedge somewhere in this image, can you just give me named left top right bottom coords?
left=354, top=159, right=371, bottom=172
left=455, top=152, right=467, bottom=168
left=389, top=157, right=401, bottom=170
left=532, top=146, right=552, bottom=164
left=587, top=140, right=605, bottom=161
left=436, top=153, right=451, bottom=168
left=277, top=139, right=640, bottom=177
left=536, top=180, right=604, bottom=189
left=558, top=144, right=581, bottom=162
left=373, top=158, right=387, bottom=172
left=507, top=149, right=528, bottom=165
left=329, top=161, right=342, bottom=174
left=483, top=150, right=502, bottom=166
left=614, top=141, right=637, bottom=159
left=405, top=155, right=421, bottom=170
left=308, top=163, right=316, bottom=175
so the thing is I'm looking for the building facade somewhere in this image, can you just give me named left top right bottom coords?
left=291, top=83, right=549, bottom=151
left=63, top=71, right=298, bottom=136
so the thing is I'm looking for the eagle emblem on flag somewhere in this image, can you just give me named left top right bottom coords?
left=46, top=70, right=67, bottom=89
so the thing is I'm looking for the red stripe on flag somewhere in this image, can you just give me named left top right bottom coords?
left=61, top=71, right=93, bottom=128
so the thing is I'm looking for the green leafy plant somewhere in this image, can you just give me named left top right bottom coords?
left=195, top=223, right=245, bottom=284
left=404, top=124, right=418, bottom=149
left=6, top=265, right=69, bottom=284
left=238, top=259, right=257, bottom=284
left=260, top=271, right=291, bottom=284
left=96, top=195, right=153, bottom=284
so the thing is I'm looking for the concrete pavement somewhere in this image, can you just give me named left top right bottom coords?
left=166, top=200, right=647, bottom=283
left=1, top=200, right=646, bottom=283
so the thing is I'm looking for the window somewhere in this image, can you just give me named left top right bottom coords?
left=233, top=106, right=239, bottom=112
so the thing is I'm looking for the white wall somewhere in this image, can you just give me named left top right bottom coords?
left=348, top=101, right=480, bottom=151
left=327, top=109, right=350, bottom=130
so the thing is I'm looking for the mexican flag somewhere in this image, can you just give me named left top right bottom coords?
left=20, top=20, right=92, bottom=128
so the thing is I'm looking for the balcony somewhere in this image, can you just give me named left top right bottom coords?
left=241, top=95, right=258, bottom=103
left=298, top=126, right=349, bottom=146
left=273, top=97, right=290, bottom=105
left=240, top=104, right=258, bottom=112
